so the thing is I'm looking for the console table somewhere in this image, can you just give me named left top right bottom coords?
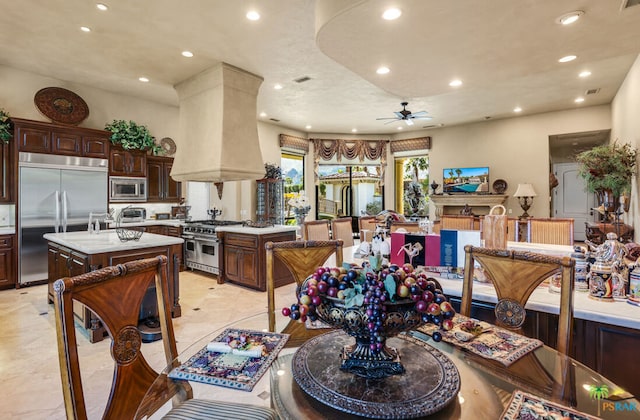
left=430, top=194, right=508, bottom=218
left=585, top=221, right=634, bottom=244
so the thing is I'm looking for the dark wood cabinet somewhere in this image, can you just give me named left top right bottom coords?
left=47, top=240, right=182, bottom=342
left=0, top=132, right=15, bottom=203
left=146, top=156, right=181, bottom=202
left=222, top=230, right=295, bottom=291
left=109, top=146, right=147, bottom=177
left=12, top=118, right=110, bottom=159
left=0, top=235, right=16, bottom=289
left=144, top=224, right=182, bottom=238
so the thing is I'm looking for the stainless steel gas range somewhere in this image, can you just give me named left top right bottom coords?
left=182, top=220, right=244, bottom=275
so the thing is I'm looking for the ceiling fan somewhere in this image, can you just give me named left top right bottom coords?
left=376, top=102, right=432, bottom=126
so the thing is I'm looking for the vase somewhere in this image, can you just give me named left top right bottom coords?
left=597, top=189, right=617, bottom=212
left=293, top=208, right=309, bottom=225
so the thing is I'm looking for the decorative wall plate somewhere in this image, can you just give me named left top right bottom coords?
left=34, top=87, right=89, bottom=125
left=160, top=137, right=177, bottom=155
left=492, top=179, right=508, bottom=194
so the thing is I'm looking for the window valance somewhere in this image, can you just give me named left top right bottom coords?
left=311, top=138, right=388, bottom=185
left=390, top=137, right=431, bottom=153
left=279, top=134, right=309, bottom=153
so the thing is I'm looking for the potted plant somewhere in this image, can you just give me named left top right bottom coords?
left=0, top=109, right=13, bottom=143
left=104, top=119, right=162, bottom=155
left=576, top=141, right=637, bottom=211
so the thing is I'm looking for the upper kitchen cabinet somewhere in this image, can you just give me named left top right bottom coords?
left=12, top=118, right=110, bottom=159
left=146, top=155, right=181, bottom=202
left=109, top=146, right=147, bottom=177
left=0, top=132, right=16, bottom=203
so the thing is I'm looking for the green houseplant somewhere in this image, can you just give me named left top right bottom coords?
left=104, top=119, right=162, bottom=155
left=576, top=141, right=637, bottom=210
left=0, top=109, right=13, bottom=143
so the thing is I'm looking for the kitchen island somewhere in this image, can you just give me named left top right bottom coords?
left=217, top=225, right=298, bottom=292
left=44, top=230, right=183, bottom=343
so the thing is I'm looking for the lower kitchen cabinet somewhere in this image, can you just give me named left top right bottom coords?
left=47, top=241, right=182, bottom=343
left=221, top=230, right=295, bottom=291
left=452, top=298, right=640, bottom=397
left=0, top=235, right=16, bottom=289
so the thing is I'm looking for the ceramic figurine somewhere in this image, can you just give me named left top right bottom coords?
left=572, top=246, right=589, bottom=292
left=629, top=260, right=640, bottom=306
left=586, top=232, right=628, bottom=301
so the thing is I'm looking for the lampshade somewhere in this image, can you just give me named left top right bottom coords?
left=514, top=183, right=537, bottom=198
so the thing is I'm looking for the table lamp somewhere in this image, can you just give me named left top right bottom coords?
left=514, top=183, right=536, bottom=218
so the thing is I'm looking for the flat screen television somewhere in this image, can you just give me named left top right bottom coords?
left=443, top=166, right=490, bottom=193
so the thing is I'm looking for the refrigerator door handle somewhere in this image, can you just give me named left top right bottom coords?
left=62, top=190, right=68, bottom=232
left=55, top=190, right=61, bottom=233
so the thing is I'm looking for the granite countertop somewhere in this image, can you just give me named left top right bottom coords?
left=107, top=219, right=186, bottom=228
left=0, top=227, right=15, bottom=235
left=44, top=230, right=183, bottom=254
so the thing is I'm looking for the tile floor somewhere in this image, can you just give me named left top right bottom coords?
left=0, top=271, right=297, bottom=419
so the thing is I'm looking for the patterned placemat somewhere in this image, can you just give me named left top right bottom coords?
left=417, top=314, right=542, bottom=366
left=502, top=390, right=601, bottom=420
left=168, top=328, right=289, bottom=391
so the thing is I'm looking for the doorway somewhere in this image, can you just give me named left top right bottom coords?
left=548, top=129, right=609, bottom=242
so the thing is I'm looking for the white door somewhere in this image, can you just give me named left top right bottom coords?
left=553, top=163, right=595, bottom=241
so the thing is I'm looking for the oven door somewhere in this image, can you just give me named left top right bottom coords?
left=183, top=234, right=197, bottom=263
left=196, top=237, right=219, bottom=271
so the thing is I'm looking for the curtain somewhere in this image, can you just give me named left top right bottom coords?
left=311, top=138, right=388, bottom=185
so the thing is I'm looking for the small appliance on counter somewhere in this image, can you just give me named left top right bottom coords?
left=156, top=212, right=171, bottom=220
left=171, top=205, right=191, bottom=220
left=119, top=207, right=146, bottom=223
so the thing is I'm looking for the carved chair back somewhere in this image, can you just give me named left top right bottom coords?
left=462, top=245, right=575, bottom=355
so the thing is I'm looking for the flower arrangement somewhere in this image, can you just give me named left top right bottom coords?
left=0, top=109, right=13, bottom=143
left=104, top=119, right=162, bottom=154
left=576, top=141, right=637, bottom=198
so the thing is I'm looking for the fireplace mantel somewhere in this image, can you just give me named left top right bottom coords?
left=430, top=194, right=508, bottom=218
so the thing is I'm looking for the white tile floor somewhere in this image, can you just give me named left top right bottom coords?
left=0, top=271, right=297, bottom=419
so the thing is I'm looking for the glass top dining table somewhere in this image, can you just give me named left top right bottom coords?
left=136, top=311, right=639, bottom=420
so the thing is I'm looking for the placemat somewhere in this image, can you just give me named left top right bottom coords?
left=417, top=314, right=542, bottom=366
left=168, top=328, right=289, bottom=391
left=502, top=390, right=600, bottom=420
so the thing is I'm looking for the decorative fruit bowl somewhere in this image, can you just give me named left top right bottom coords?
left=282, top=255, right=456, bottom=379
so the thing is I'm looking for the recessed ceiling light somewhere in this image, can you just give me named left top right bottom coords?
left=449, top=79, right=463, bottom=87
left=246, top=11, right=260, bottom=21
left=575, top=97, right=585, bottom=103
left=513, top=107, right=522, bottom=113
left=351, top=128, right=358, bottom=133
left=556, top=10, right=584, bottom=25
left=138, top=77, right=149, bottom=83
left=382, top=8, right=402, bottom=20
left=96, top=3, right=108, bottom=11
left=558, top=55, right=577, bottom=63
left=181, top=51, right=194, bottom=58
left=259, top=112, right=267, bottom=117
left=397, top=126, right=403, bottom=130
left=376, top=66, right=390, bottom=75
left=274, top=84, right=283, bottom=90
left=579, top=70, right=591, bottom=78
left=80, top=26, right=91, bottom=32
left=305, top=125, right=312, bottom=130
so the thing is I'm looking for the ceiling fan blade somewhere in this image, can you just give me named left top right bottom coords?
left=410, top=111, right=429, bottom=117
left=394, top=111, right=405, bottom=119
left=404, top=119, right=414, bottom=126
left=410, top=115, right=433, bottom=121
left=376, top=117, right=399, bottom=121
left=384, top=119, right=399, bottom=125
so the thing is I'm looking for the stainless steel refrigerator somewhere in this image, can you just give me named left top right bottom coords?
left=18, top=152, right=108, bottom=285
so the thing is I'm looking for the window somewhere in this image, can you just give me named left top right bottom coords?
left=317, top=164, right=383, bottom=219
left=394, top=156, right=429, bottom=218
left=281, top=153, right=304, bottom=225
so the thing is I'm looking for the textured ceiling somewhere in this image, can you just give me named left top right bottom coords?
left=0, top=0, right=639, bottom=135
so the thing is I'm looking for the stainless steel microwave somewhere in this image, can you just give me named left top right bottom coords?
left=109, top=176, right=147, bottom=202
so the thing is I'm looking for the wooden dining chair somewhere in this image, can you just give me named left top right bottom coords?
left=265, top=240, right=343, bottom=347
left=53, top=256, right=276, bottom=420
left=389, top=221, right=422, bottom=233
left=358, top=215, right=378, bottom=242
left=462, top=245, right=575, bottom=355
left=526, top=217, right=575, bottom=245
left=302, top=219, right=331, bottom=241
left=440, top=215, right=477, bottom=231
left=331, top=217, right=355, bottom=247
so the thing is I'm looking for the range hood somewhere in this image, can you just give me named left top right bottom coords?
left=171, top=62, right=265, bottom=183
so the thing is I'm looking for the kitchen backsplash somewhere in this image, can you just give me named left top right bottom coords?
left=0, top=205, right=15, bottom=227
left=110, top=203, right=176, bottom=220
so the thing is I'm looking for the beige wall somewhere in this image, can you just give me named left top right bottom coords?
left=612, top=54, right=640, bottom=239
left=392, top=105, right=611, bottom=219
left=0, top=65, right=179, bottom=139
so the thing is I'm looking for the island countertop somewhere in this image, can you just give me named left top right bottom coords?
left=43, top=230, right=183, bottom=254
left=215, top=224, right=298, bottom=235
